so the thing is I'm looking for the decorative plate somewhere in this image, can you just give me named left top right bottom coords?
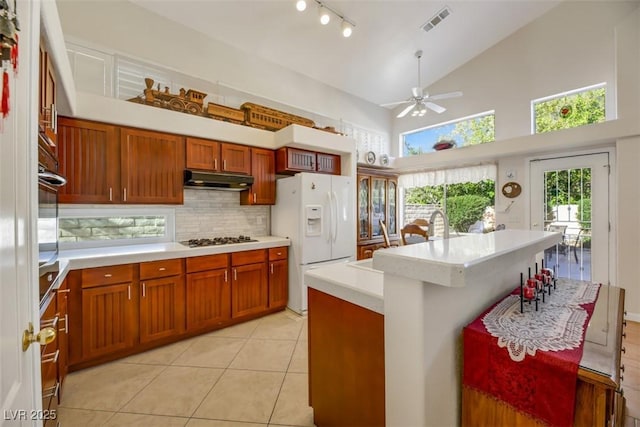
left=380, top=154, right=389, bottom=166
left=502, top=182, right=522, bottom=198
left=433, top=140, right=456, bottom=151
left=365, top=151, right=376, bottom=165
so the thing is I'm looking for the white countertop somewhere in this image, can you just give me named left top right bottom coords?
left=58, top=236, right=290, bottom=270
left=372, top=229, right=561, bottom=288
left=304, top=259, right=384, bottom=314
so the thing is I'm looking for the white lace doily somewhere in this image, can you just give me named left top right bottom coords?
left=482, top=280, right=600, bottom=362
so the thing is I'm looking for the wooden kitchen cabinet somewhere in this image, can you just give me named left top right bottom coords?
left=241, top=147, right=276, bottom=205
left=185, top=137, right=251, bottom=175
left=357, top=167, right=399, bottom=259
left=80, top=264, right=136, bottom=360
left=276, top=147, right=341, bottom=175
left=57, top=118, right=185, bottom=204
left=185, top=254, right=231, bottom=331
left=40, top=293, right=60, bottom=423
left=268, top=247, right=288, bottom=309
left=57, top=118, right=119, bottom=204
left=185, top=137, right=220, bottom=171
left=231, top=250, right=268, bottom=318
left=120, top=128, right=185, bottom=204
left=316, top=152, right=341, bottom=175
left=139, top=259, right=185, bottom=344
left=55, top=279, right=70, bottom=402
left=39, top=39, right=57, bottom=148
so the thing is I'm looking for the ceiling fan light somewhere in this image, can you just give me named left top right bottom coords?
left=341, top=20, right=353, bottom=37
left=319, top=6, right=330, bottom=25
left=296, top=0, right=307, bottom=12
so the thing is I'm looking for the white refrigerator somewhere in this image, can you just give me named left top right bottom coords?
left=271, top=172, right=356, bottom=313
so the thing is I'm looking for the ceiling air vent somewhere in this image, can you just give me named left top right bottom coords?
left=421, top=6, right=451, bottom=33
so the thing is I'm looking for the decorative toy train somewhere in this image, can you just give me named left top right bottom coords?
left=128, top=77, right=337, bottom=133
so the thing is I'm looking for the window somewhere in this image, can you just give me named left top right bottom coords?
left=532, top=83, right=606, bottom=134
left=399, top=165, right=496, bottom=235
left=401, top=111, right=495, bottom=157
left=59, top=208, right=175, bottom=249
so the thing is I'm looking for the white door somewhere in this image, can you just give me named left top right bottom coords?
left=300, top=173, right=332, bottom=265
left=530, top=153, right=610, bottom=284
left=331, top=175, right=356, bottom=260
left=1, top=0, right=40, bottom=422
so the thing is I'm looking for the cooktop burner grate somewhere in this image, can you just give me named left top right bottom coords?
left=181, top=235, right=258, bottom=247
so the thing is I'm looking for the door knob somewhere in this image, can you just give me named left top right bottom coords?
left=22, top=322, right=56, bottom=351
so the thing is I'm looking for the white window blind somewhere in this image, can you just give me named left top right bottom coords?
left=399, top=164, right=497, bottom=188
left=115, top=56, right=173, bottom=100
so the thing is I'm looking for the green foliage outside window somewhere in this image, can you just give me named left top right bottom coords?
left=534, top=87, right=605, bottom=133
left=405, top=180, right=495, bottom=206
left=447, top=195, right=491, bottom=233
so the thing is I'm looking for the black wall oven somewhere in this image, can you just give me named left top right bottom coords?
left=37, top=137, right=66, bottom=266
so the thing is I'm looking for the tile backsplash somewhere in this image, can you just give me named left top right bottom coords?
left=175, top=189, right=270, bottom=241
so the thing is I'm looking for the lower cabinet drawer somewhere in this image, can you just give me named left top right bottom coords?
left=232, top=249, right=266, bottom=266
left=82, top=264, right=134, bottom=288
left=140, top=258, right=183, bottom=280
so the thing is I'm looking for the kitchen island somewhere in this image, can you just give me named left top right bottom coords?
left=305, top=229, right=561, bottom=426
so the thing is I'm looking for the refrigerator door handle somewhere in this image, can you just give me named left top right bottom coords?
left=326, top=191, right=333, bottom=243
left=332, top=191, right=340, bottom=242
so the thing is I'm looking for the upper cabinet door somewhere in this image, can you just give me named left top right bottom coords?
left=57, top=118, right=120, bottom=204
left=185, top=137, right=220, bottom=171
left=120, top=128, right=185, bottom=204
left=358, top=175, right=370, bottom=241
left=241, top=148, right=275, bottom=206
left=220, top=143, right=251, bottom=174
left=316, top=153, right=341, bottom=175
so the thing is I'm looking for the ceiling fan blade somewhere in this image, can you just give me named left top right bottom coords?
left=428, top=91, right=463, bottom=101
left=380, top=100, right=413, bottom=107
left=397, top=103, right=417, bottom=118
left=411, top=87, right=423, bottom=99
left=425, top=102, right=446, bottom=114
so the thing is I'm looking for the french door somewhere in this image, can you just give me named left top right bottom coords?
left=530, top=153, right=610, bottom=284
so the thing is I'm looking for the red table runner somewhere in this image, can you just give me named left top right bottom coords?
left=463, top=279, right=600, bottom=426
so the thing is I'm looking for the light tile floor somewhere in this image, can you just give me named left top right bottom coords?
left=58, top=310, right=314, bottom=427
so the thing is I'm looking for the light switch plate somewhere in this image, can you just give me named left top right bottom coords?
left=505, top=169, right=517, bottom=179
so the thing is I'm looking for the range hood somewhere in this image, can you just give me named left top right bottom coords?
left=184, top=170, right=254, bottom=191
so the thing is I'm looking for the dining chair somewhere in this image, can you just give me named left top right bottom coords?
left=411, top=218, right=430, bottom=227
left=401, top=223, right=429, bottom=245
left=380, top=219, right=391, bottom=248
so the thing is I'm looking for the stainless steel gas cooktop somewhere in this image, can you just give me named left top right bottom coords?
left=180, top=235, right=258, bottom=248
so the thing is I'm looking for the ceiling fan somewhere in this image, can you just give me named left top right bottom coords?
left=381, top=50, right=463, bottom=118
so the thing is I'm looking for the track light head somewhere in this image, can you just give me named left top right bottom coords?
left=296, top=0, right=307, bottom=11
left=341, top=20, right=353, bottom=37
left=318, top=5, right=330, bottom=25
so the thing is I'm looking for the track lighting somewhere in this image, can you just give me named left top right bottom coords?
left=318, top=5, right=330, bottom=25
left=296, top=0, right=355, bottom=38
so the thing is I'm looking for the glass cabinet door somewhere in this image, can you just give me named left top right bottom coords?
left=371, top=178, right=386, bottom=237
left=358, top=176, right=370, bottom=240
left=388, top=180, right=397, bottom=235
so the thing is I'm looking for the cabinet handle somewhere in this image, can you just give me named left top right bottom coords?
left=224, top=270, right=228, bottom=282
left=142, top=282, right=146, bottom=297
left=52, top=104, right=57, bottom=134
left=214, top=158, right=218, bottom=170
left=277, top=252, right=282, bottom=256
left=109, top=187, right=113, bottom=202
left=104, top=273, right=112, bottom=278
left=253, top=193, right=257, bottom=203
left=58, top=314, right=68, bottom=334
left=42, top=382, right=59, bottom=399
left=128, top=284, right=131, bottom=300
left=57, top=288, right=70, bottom=294
left=41, top=316, right=59, bottom=329
left=123, top=188, right=127, bottom=202
left=271, top=264, right=274, bottom=274
left=159, top=267, right=166, bottom=271
left=223, top=160, right=227, bottom=170
left=233, top=268, right=237, bottom=281
left=41, top=349, right=59, bottom=364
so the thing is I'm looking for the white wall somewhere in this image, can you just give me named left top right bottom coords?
left=391, top=1, right=637, bottom=156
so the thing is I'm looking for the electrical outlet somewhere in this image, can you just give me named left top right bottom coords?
left=257, top=216, right=263, bottom=225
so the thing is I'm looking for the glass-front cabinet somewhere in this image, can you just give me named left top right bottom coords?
left=356, top=167, right=398, bottom=259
